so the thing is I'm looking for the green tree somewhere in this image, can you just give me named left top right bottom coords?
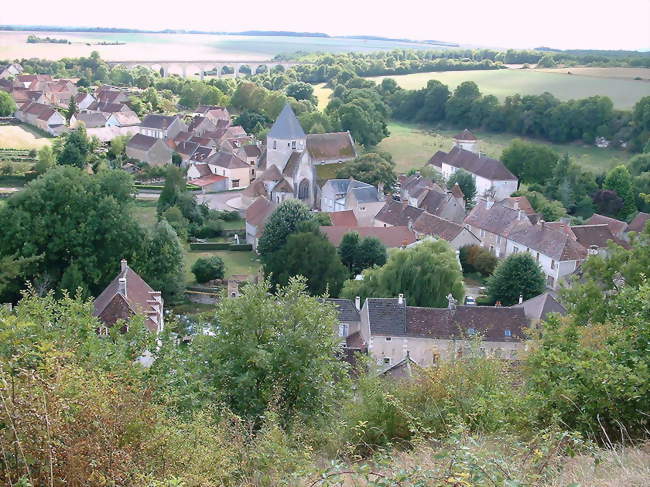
left=0, top=90, right=17, bottom=116
left=341, top=239, right=464, bottom=307
left=0, top=167, right=145, bottom=300
left=447, top=169, right=476, bottom=206
left=338, top=232, right=360, bottom=273
left=207, top=278, right=349, bottom=423
left=501, top=139, right=559, bottom=184
left=141, top=220, right=185, bottom=303
left=355, top=236, right=387, bottom=274
left=603, top=165, right=637, bottom=220
left=66, top=95, right=78, bottom=122
left=191, top=256, right=225, bottom=283
left=157, top=165, right=186, bottom=214
left=34, top=145, right=56, bottom=174
left=57, top=127, right=90, bottom=168
left=285, top=82, right=314, bottom=101
left=257, top=199, right=312, bottom=257
left=446, top=81, right=482, bottom=127
left=515, top=190, right=567, bottom=221
left=265, top=231, right=348, bottom=296
left=162, top=206, right=189, bottom=242
left=335, top=153, right=396, bottom=190
left=487, top=253, right=545, bottom=306
left=628, top=153, right=650, bottom=176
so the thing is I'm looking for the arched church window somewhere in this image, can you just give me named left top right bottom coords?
left=298, top=179, right=310, bottom=201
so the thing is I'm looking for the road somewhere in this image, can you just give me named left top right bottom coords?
left=197, top=191, right=243, bottom=211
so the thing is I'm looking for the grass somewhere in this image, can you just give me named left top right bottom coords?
left=366, top=68, right=650, bottom=110
left=313, top=83, right=333, bottom=110
left=133, top=199, right=158, bottom=229
left=316, top=161, right=349, bottom=181
left=221, top=218, right=245, bottom=230
left=183, top=248, right=261, bottom=283
left=0, top=124, right=52, bottom=150
left=378, top=122, right=631, bottom=174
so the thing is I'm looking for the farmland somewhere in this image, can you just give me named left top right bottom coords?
left=0, top=30, right=447, bottom=62
left=378, top=122, right=631, bottom=174
left=0, top=124, right=52, bottom=150
left=366, top=68, right=650, bottom=110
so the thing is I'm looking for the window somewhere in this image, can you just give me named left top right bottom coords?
left=536, top=252, right=540, bottom=262
left=504, top=329, right=512, bottom=337
left=98, top=326, right=109, bottom=336
left=513, top=246, right=519, bottom=254
left=232, top=179, right=240, bottom=188
left=550, top=259, right=556, bottom=270
left=272, top=140, right=277, bottom=150
left=432, top=352, right=440, bottom=363
left=383, top=357, right=391, bottom=365
left=547, top=275, right=555, bottom=287
left=291, top=140, right=296, bottom=149
left=496, top=235, right=501, bottom=245
left=385, top=336, right=392, bottom=341
left=480, top=229, right=485, bottom=238
left=338, top=324, right=347, bottom=337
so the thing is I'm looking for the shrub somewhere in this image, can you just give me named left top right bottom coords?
left=459, top=245, right=497, bottom=276
left=191, top=256, right=225, bottom=283
left=193, top=218, right=224, bottom=239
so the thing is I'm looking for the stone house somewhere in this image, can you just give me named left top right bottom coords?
left=112, top=111, right=141, bottom=127
left=464, top=199, right=533, bottom=257
left=93, top=259, right=164, bottom=334
left=0, top=63, right=23, bottom=79
left=195, top=105, right=230, bottom=125
left=569, top=224, right=630, bottom=256
left=245, top=196, right=276, bottom=252
left=140, top=114, right=187, bottom=140
left=319, top=225, right=417, bottom=249
left=188, top=115, right=218, bottom=136
left=514, top=292, right=566, bottom=326
left=74, top=92, right=96, bottom=110
left=320, top=178, right=384, bottom=225
left=15, top=102, right=66, bottom=135
left=70, top=111, right=119, bottom=129
left=400, top=174, right=466, bottom=224
left=626, top=212, right=649, bottom=234
left=411, top=212, right=481, bottom=249
left=325, top=298, right=362, bottom=341
left=126, top=133, right=172, bottom=166
left=206, top=151, right=251, bottom=189
left=428, top=130, right=518, bottom=201
left=374, top=199, right=425, bottom=228
left=505, top=221, right=588, bottom=289
left=359, top=296, right=529, bottom=367
left=584, top=213, right=628, bottom=238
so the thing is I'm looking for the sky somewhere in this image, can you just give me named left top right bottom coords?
left=2, top=0, right=649, bottom=50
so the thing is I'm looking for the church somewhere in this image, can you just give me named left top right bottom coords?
left=243, top=104, right=357, bottom=209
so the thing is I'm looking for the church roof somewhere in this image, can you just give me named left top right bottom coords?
left=283, top=151, right=303, bottom=176
left=260, top=164, right=283, bottom=181
left=273, top=178, right=294, bottom=193
left=306, top=132, right=356, bottom=161
left=268, top=104, right=305, bottom=139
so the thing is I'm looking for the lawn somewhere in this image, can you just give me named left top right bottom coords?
left=366, top=68, right=650, bottom=110
left=0, top=124, right=52, bottom=150
left=316, top=162, right=348, bottom=181
left=133, top=199, right=158, bottom=229
left=313, top=83, right=333, bottom=110
left=378, top=122, right=631, bottom=174
left=184, top=248, right=261, bottom=283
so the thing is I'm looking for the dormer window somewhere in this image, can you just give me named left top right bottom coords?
left=291, top=140, right=296, bottom=149
left=504, top=329, right=512, bottom=337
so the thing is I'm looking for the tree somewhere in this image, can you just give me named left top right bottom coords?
left=34, top=145, right=55, bottom=174
left=0, top=167, right=145, bottom=300
left=603, top=165, right=637, bottom=220
left=341, top=239, right=464, bottom=307
left=286, top=82, right=314, bottom=101
left=265, top=231, right=348, bottom=296
left=162, top=206, right=189, bottom=242
left=338, top=232, right=360, bottom=273
left=171, top=152, right=182, bottom=166
left=0, top=91, right=17, bottom=116
left=191, top=256, right=225, bottom=283
left=66, top=95, right=78, bottom=122
left=338, top=233, right=387, bottom=276
left=447, top=169, right=476, bottom=206
left=486, top=253, right=545, bottom=306
left=335, top=153, right=396, bottom=190
left=336, top=93, right=389, bottom=146
left=459, top=245, right=497, bottom=276
left=629, top=153, right=650, bottom=176
left=57, top=127, right=90, bottom=168
left=592, top=189, right=624, bottom=217
left=515, top=190, right=567, bottom=221
left=207, top=278, right=349, bottom=423
left=501, top=139, right=559, bottom=184
left=234, top=110, right=270, bottom=135
left=256, top=200, right=312, bottom=257
left=157, top=165, right=186, bottom=214
left=446, top=81, right=482, bottom=127
left=141, top=220, right=185, bottom=303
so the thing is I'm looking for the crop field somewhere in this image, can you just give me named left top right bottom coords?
left=378, top=122, right=630, bottom=174
left=0, top=124, right=52, bottom=150
left=366, top=68, right=650, bottom=110
left=0, top=30, right=446, bottom=62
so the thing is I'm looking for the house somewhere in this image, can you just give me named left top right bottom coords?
left=254, top=104, right=357, bottom=209
left=359, top=296, right=528, bottom=367
left=140, top=114, right=186, bottom=140
left=515, top=292, right=566, bottom=325
left=188, top=115, right=217, bottom=136
left=236, top=144, right=262, bottom=180
left=85, top=125, right=139, bottom=143
left=112, top=111, right=141, bottom=127
left=464, top=199, right=533, bottom=257
left=374, top=199, right=424, bottom=228
left=10, top=88, right=46, bottom=105
left=379, top=353, right=422, bottom=379
left=320, top=178, right=384, bottom=225
left=70, top=111, right=117, bottom=129
left=206, top=151, right=251, bottom=189
left=0, top=63, right=23, bottom=79
left=190, top=174, right=228, bottom=193
left=74, top=92, right=96, bottom=110
left=412, top=212, right=481, bottom=249
left=126, top=133, right=172, bottom=166
left=95, top=87, right=129, bottom=105
left=626, top=212, right=649, bottom=234
left=245, top=196, right=277, bottom=252
left=400, top=174, right=466, bottom=223
left=174, top=141, right=200, bottom=163
left=15, top=74, right=52, bottom=88
left=428, top=130, right=518, bottom=201
left=569, top=224, right=629, bottom=255
left=320, top=225, right=417, bottom=248
left=584, top=213, right=628, bottom=238
left=93, top=259, right=164, bottom=334
left=189, top=146, right=213, bottom=164
left=87, top=101, right=131, bottom=113
left=325, top=297, right=362, bottom=341
left=195, top=105, right=230, bottom=125
left=328, top=210, right=358, bottom=227
left=506, top=221, right=588, bottom=289
left=15, top=101, right=66, bottom=135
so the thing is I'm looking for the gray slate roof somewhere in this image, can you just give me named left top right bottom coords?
left=350, top=185, right=381, bottom=203
left=268, top=104, right=306, bottom=139
left=141, top=114, right=178, bottom=130
left=325, top=298, right=361, bottom=322
left=367, top=298, right=407, bottom=336
left=515, top=293, right=566, bottom=322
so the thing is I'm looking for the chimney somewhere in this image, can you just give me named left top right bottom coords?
left=518, top=294, right=523, bottom=304
left=398, top=293, right=404, bottom=305
left=518, top=209, right=524, bottom=221
left=120, top=259, right=128, bottom=272
left=118, top=277, right=127, bottom=297
left=355, top=296, right=361, bottom=311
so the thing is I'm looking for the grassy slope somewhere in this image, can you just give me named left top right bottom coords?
left=313, top=83, right=333, bottom=110
left=0, top=124, right=52, bottom=150
left=378, top=122, right=630, bottom=174
left=366, top=69, right=650, bottom=110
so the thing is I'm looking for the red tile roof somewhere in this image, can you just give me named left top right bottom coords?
left=585, top=213, right=627, bottom=236
left=191, top=174, right=226, bottom=187
left=328, top=210, right=358, bottom=227
left=626, top=212, right=649, bottom=233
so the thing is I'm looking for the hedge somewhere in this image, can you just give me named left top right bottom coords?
left=189, top=242, right=252, bottom=251
left=135, top=183, right=201, bottom=191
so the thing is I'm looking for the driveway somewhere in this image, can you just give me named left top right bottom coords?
left=197, top=191, right=243, bottom=211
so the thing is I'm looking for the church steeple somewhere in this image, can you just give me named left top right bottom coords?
left=268, top=104, right=306, bottom=140
left=266, top=103, right=306, bottom=171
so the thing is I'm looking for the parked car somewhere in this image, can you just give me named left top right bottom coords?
left=464, top=296, right=477, bottom=306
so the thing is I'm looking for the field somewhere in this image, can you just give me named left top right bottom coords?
left=0, top=124, right=52, bottom=150
left=313, top=83, right=333, bottom=110
left=0, top=30, right=447, bottom=62
left=366, top=68, right=650, bottom=110
left=378, top=122, right=630, bottom=174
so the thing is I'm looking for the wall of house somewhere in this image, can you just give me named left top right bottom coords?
left=369, top=334, right=524, bottom=367
left=140, top=127, right=163, bottom=139
left=467, top=225, right=506, bottom=257
left=167, top=119, right=185, bottom=139
left=450, top=229, right=481, bottom=249
left=246, top=222, right=259, bottom=252
left=148, top=142, right=172, bottom=166
left=504, top=239, right=579, bottom=290
left=266, top=136, right=305, bottom=171
left=347, top=192, right=384, bottom=226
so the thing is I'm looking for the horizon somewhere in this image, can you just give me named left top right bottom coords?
left=2, top=0, right=650, bottom=51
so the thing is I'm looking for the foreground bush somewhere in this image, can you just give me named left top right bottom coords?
left=191, top=256, right=225, bottom=283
